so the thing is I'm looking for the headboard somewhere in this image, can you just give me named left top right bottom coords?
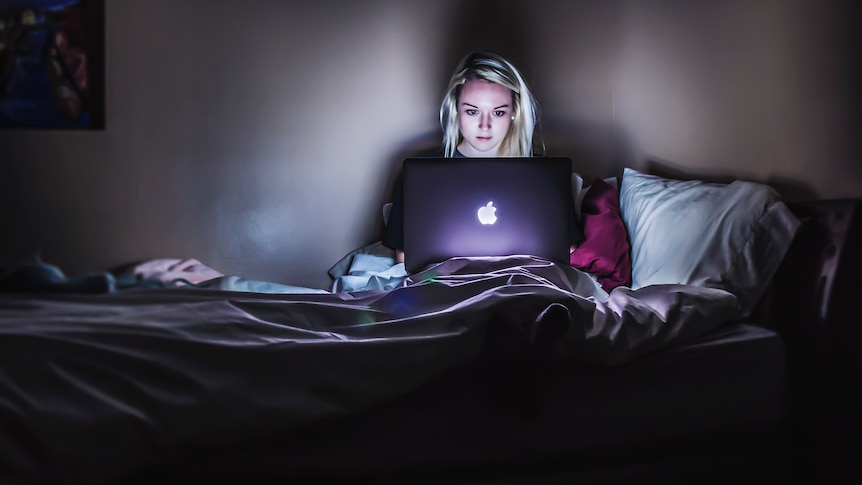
left=755, top=199, right=861, bottom=349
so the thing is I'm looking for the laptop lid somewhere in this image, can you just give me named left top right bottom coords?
left=401, top=157, right=573, bottom=273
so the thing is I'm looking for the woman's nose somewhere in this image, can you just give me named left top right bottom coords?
left=479, top=113, right=491, bottom=129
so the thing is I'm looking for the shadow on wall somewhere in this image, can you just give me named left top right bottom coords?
left=367, top=131, right=442, bottom=243
left=645, top=158, right=818, bottom=203
left=541, top=116, right=630, bottom=183
left=835, top=0, right=862, bottom=184
left=0, top=140, right=53, bottom=264
left=441, top=0, right=534, bottom=84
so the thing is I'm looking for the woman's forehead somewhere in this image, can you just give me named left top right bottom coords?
left=459, top=79, right=512, bottom=105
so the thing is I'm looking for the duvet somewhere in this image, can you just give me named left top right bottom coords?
left=0, top=255, right=741, bottom=484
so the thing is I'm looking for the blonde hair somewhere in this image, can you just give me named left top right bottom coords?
left=440, top=51, right=541, bottom=157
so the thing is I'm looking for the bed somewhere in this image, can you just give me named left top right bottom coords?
left=1, top=168, right=857, bottom=484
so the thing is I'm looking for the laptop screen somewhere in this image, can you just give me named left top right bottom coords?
left=401, top=157, right=573, bottom=273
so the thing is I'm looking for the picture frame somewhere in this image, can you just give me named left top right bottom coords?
left=0, top=0, right=105, bottom=130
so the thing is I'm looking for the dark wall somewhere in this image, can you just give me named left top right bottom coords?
left=1, top=0, right=858, bottom=289
left=614, top=0, right=860, bottom=199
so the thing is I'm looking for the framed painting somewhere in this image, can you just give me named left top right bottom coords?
left=0, top=0, right=104, bottom=129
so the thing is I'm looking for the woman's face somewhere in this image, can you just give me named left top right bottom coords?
left=456, top=78, right=513, bottom=157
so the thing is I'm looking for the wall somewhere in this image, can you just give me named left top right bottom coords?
left=614, top=0, right=860, bottom=199
left=1, top=0, right=859, bottom=289
left=1, top=0, right=455, bottom=289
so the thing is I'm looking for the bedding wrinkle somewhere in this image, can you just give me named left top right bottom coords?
left=49, top=362, right=152, bottom=424
left=0, top=255, right=747, bottom=483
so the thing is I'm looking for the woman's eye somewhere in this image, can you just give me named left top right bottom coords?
left=494, top=111, right=507, bottom=117
left=465, top=109, right=478, bottom=116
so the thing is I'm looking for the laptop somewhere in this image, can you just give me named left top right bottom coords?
left=401, top=157, right=573, bottom=273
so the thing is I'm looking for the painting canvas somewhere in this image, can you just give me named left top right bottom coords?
left=0, top=0, right=104, bottom=129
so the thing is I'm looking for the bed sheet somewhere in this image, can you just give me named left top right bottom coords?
left=0, top=255, right=742, bottom=484
left=189, top=323, right=786, bottom=479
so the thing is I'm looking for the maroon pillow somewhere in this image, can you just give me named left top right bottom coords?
left=569, top=178, right=632, bottom=291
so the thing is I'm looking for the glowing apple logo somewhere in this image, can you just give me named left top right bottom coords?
left=477, top=201, right=497, bottom=225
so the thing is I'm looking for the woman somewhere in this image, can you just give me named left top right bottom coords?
left=384, top=51, right=583, bottom=264
left=439, top=50, right=541, bottom=158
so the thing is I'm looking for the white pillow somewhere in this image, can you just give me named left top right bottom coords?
left=619, top=168, right=799, bottom=316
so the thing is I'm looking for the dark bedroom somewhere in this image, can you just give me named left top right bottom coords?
left=1, top=0, right=860, bottom=483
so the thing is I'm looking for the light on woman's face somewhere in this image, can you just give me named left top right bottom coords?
left=457, top=79, right=513, bottom=157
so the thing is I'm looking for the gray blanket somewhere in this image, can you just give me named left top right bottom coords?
left=0, top=255, right=740, bottom=484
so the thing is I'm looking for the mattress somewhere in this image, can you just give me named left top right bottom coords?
left=0, top=257, right=766, bottom=484
left=143, top=322, right=787, bottom=480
